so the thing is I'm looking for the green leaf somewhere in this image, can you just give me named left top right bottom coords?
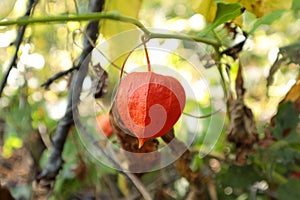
left=249, top=10, right=285, bottom=34
left=214, top=3, right=242, bottom=28
left=217, top=165, right=260, bottom=189
left=200, top=2, right=242, bottom=35
left=277, top=178, right=300, bottom=200
left=292, top=0, right=300, bottom=10
left=271, top=101, right=299, bottom=141
left=275, top=146, right=300, bottom=165
left=279, top=42, right=300, bottom=64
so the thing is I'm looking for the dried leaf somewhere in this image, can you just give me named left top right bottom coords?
left=109, top=104, right=160, bottom=172
left=282, top=74, right=300, bottom=113
left=92, top=64, right=108, bottom=99
left=261, top=74, right=300, bottom=148
left=268, top=74, right=300, bottom=140
left=267, top=43, right=300, bottom=86
left=235, top=60, right=245, bottom=98
left=227, top=63, right=258, bottom=165
left=227, top=101, right=258, bottom=144
left=191, top=0, right=217, bottom=23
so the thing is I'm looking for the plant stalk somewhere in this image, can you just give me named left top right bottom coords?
left=0, top=11, right=220, bottom=47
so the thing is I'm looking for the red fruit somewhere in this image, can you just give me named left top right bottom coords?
left=290, top=172, right=300, bottom=179
left=96, top=114, right=113, bottom=138
left=116, top=72, right=186, bottom=148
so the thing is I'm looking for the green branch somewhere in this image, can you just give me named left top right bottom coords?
left=148, top=32, right=220, bottom=47
left=0, top=11, right=220, bottom=47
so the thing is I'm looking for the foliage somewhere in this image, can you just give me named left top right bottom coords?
left=0, top=0, right=299, bottom=199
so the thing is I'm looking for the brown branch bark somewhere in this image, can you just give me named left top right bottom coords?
left=109, top=103, right=161, bottom=173
left=41, top=66, right=79, bottom=89
left=0, top=0, right=37, bottom=98
left=37, top=0, right=105, bottom=185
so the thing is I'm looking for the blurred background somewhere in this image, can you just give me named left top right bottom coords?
left=0, top=0, right=299, bottom=199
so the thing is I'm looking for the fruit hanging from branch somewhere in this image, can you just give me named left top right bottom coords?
left=115, top=72, right=186, bottom=148
left=112, top=37, right=186, bottom=148
left=96, top=114, right=114, bottom=138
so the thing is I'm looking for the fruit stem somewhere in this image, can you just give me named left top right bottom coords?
left=142, top=36, right=151, bottom=72
left=120, top=37, right=151, bottom=78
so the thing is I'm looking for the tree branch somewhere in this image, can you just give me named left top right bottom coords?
left=0, top=0, right=37, bottom=98
left=37, top=0, right=105, bottom=185
left=41, top=66, right=79, bottom=89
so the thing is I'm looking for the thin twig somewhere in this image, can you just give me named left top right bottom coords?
left=120, top=36, right=150, bottom=78
left=81, top=29, right=125, bottom=73
left=183, top=108, right=221, bottom=119
left=0, top=0, right=37, bottom=98
left=41, top=66, right=79, bottom=89
left=125, top=173, right=152, bottom=200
